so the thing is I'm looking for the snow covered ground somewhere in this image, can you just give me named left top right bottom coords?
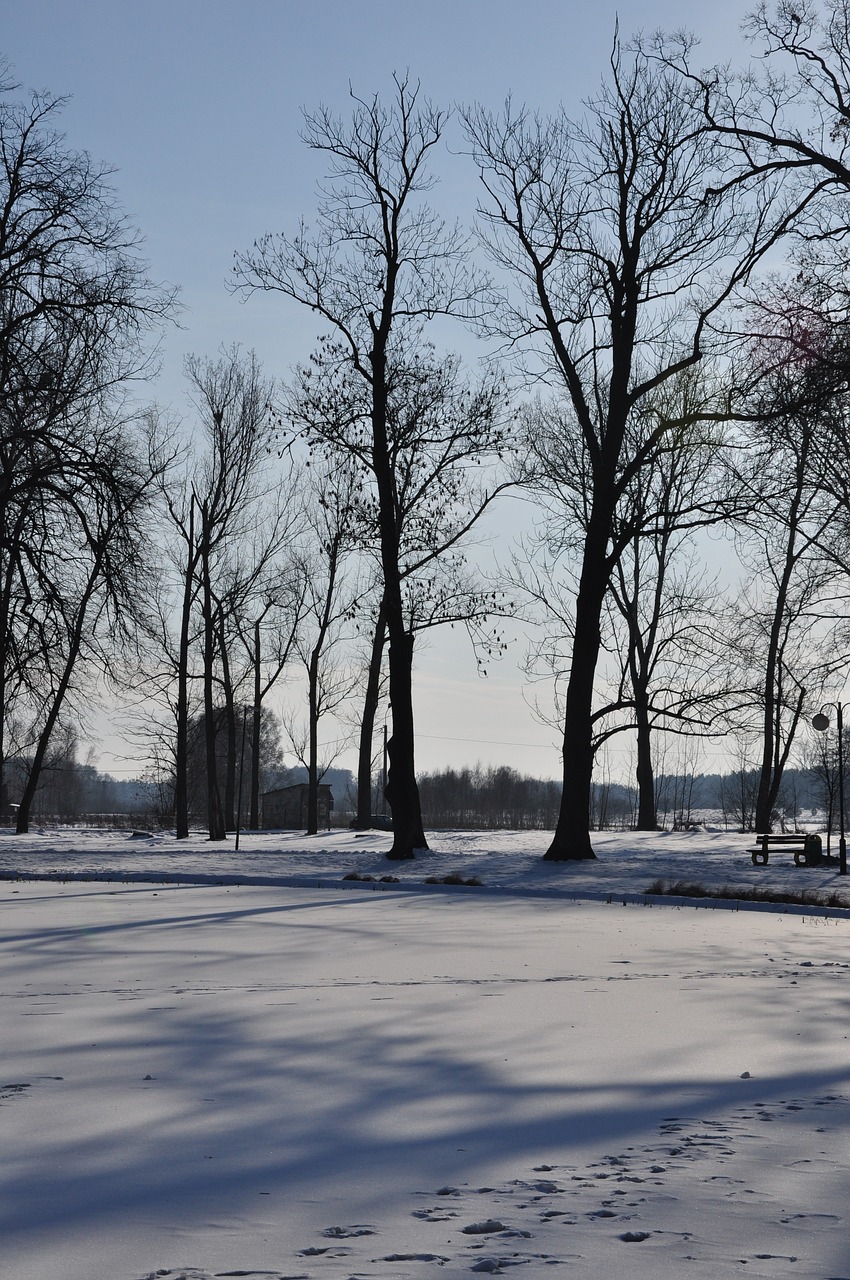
left=1, top=822, right=849, bottom=901
left=3, top=826, right=850, bottom=1279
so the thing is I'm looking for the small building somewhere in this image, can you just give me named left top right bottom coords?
left=261, top=783, right=333, bottom=830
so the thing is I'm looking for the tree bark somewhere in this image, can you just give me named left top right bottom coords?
left=306, top=645, right=320, bottom=835
left=174, top=503, right=195, bottom=839
left=754, top=465, right=804, bottom=834
left=384, top=627, right=427, bottom=857
left=218, top=611, right=237, bottom=830
left=544, top=509, right=611, bottom=860
left=250, top=619, right=262, bottom=830
left=371, top=349, right=428, bottom=859
left=634, top=702, right=657, bottom=830
left=200, top=502, right=226, bottom=841
left=354, top=602, right=386, bottom=828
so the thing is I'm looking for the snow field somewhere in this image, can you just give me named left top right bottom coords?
left=2, top=866, right=850, bottom=1279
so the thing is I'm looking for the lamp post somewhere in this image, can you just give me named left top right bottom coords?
left=812, top=703, right=847, bottom=876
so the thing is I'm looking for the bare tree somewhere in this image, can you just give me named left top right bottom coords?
left=658, top=3, right=850, bottom=267
left=720, top=298, right=849, bottom=832
left=284, top=460, right=361, bottom=835
left=155, top=348, right=291, bottom=839
left=287, top=344, right=513, bottom=831
left=14, top=411, right=159, bottom=832
left=720, top=733, right=761, bottom=831
left=233, top=75, right=488, bottom=859
left=0, top=72, right=171, bottom=816
left=464, top=39, right=785, bottom=860
left=236, top=579, right=307, bottom=831
left=519, top=371, right=747, bottom=832
left=803, top=721, right=845, bottom=852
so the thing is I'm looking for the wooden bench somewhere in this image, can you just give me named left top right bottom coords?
left=749, top=833, right=824, bottom=866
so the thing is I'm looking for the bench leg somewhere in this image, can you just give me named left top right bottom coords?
left=752, top=850, right=769, bottom=866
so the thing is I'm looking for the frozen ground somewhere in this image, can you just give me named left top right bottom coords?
left=2, top=826, right=850, bottom=1279
left=1, top=822, right=849, bottom=901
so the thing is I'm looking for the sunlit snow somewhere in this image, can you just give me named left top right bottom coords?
left=2, top=826, right=849, bottom=1279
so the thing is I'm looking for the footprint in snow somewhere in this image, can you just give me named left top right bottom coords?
left=321, top=1223, right=376, bottom=1238
left=378, top=1252, right=450, bottom=1263
left=411, top=1207, right=457, bottom=1221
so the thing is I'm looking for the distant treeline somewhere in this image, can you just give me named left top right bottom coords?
left=3, top=754, right=359, bottom=826
left=414, top=764, right=829, bottom=832
left=3, top=757, right=158, bottom=820
left=4, top=754, right=831, bottom=833
left=417, top=766, right=562, bottom=830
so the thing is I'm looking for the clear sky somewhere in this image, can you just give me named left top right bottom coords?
left=4, top=1, right=754, bottom=782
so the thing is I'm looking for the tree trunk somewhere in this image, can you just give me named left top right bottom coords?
left=354, top=602, right=386, bottom=828
left=174, top=504, right=195, bottom=839
left=754, top=483, right=802, bottom=833
left=306, top=647, right=320, bottom=835
left=370, top=349, right=427, bottom=860
left=201, top=502, right=226, bottom=841
left=0, top=542, right=10, bottom=818
left=634, top=701, right=657, bottom=830
left=384, top=625, right=427, bottom=857
left=218, top=613, right=237, bottom=830
left=250, top=619, right=261, bottom=829
left=544, top=512, right=610, bottom=861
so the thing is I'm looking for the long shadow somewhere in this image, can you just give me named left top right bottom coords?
left=0, top=884, right=384, bottom=947
left=3, top=888, right=850, bottom=1268
left=4, top=1022, right=850, bottom=1241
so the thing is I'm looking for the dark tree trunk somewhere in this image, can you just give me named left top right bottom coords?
left=370, top=348, right=427, bottom=860
left=354, top=601, right=386, bottom=829
left=201, top=502, right=226, bottom=841
left=544, top=512, right=610, bottom=860
left=0, top=492, right=11, bottom=819
left=755, top=591, right=787, bottom=833
left=0, top=533, right=10, bottom=818
left=384, top=626, right=427, bottom=857
left=634, top=703, right=657, bottom=831
left=754, top=470, right=804, bottom=833
left=174, top=503, right=195, bottom=839
left=218, top=613, right=237, bottom=830
left=306, top=647, right=320, bottom=835
left=250, top=619, right=261, bottom=830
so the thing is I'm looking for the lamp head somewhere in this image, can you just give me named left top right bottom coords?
left=813, top=712, right=830, bottom=732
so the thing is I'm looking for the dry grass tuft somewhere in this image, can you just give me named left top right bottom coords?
left=644, top=878, right=849, bottom=909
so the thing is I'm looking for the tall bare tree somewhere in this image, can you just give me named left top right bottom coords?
left=157, top=348, right=288, bottom=839
left=287, top=344, right=512, bottom=831
left=14, top=411, right=159, bottom=832
left=727, top=299, right=850, bottom=832
left=658, top=2, right=850, bottom=265
left=0, top=71, right=171, bottom=817
left=234, top=75, right=487, bottom=859
left=464, top=40, right=786, bottom=859
left=518, top=371, right=746, bottom=832
left=284, top=459, right=361, bottom=836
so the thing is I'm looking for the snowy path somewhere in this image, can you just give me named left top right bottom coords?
left=3, top=877, right=850, bottom=1278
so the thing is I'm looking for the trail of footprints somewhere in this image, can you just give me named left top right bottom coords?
left=140, top=1092, right=849, bottom=1279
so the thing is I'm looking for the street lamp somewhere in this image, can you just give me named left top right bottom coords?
left=812, top=703, right=847, bottom=876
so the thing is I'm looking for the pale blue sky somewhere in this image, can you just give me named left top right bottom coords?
left=4, top=1, right=752, bottom=396
left=4, top=1, right=755, bottom=780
